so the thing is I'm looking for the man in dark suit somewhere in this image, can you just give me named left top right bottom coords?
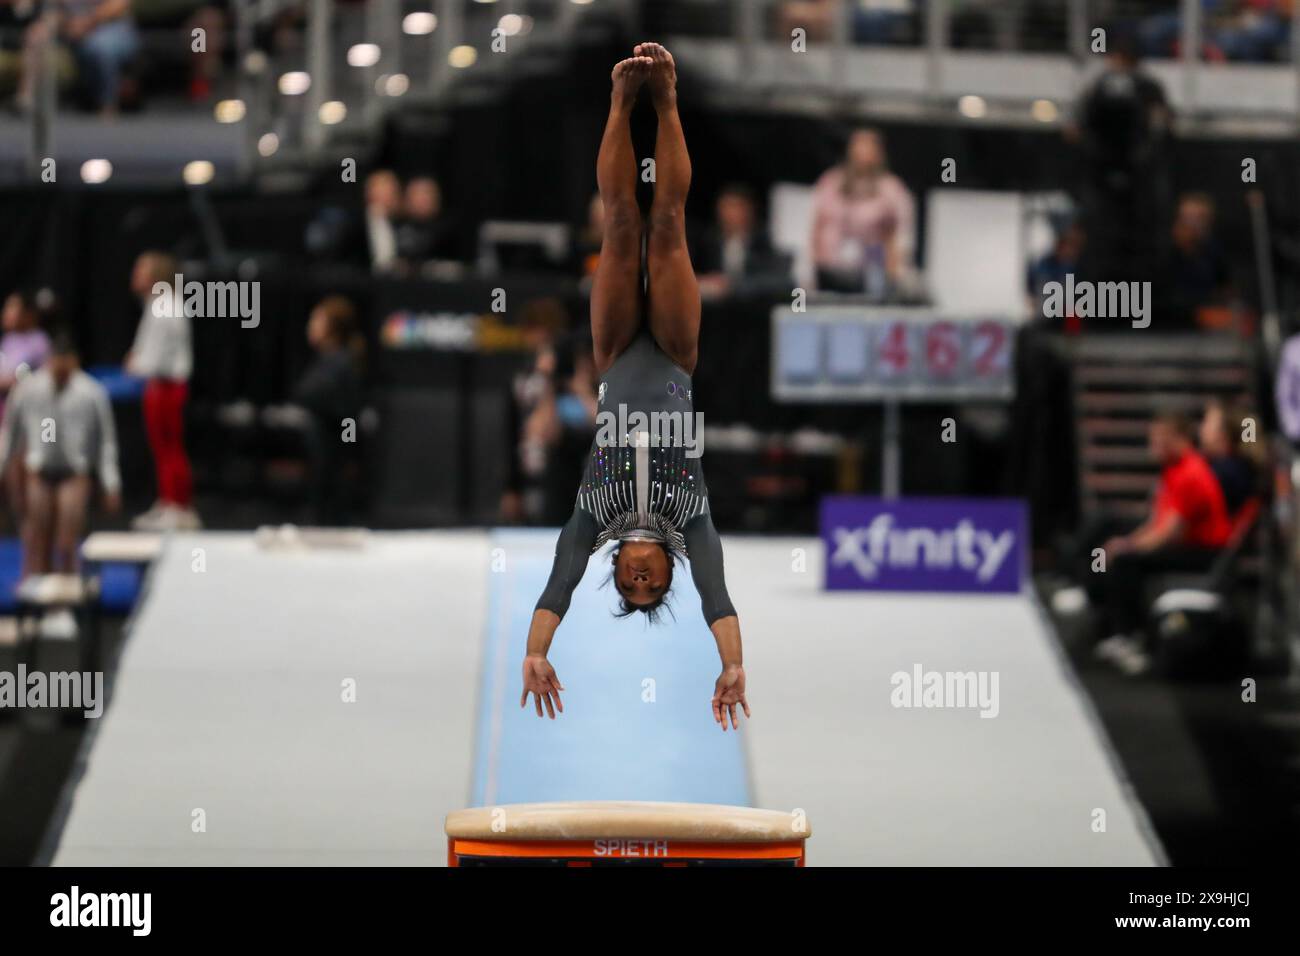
left=693, top=184, right=786, bottom=298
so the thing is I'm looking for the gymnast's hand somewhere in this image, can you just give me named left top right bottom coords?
left=712, top=664, right=750, bottom=732
left=520, top=654, right=564, bottom=720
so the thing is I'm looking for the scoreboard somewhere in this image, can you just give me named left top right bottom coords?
left=771, top=305, right=1016, bottom=402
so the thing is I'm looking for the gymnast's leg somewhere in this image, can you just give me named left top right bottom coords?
left=591, top=55, right=652, bottom=375
left=640, top=42, right=701, bottom=376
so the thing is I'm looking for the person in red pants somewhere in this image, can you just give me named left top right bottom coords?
left=125, top=251, right=200, bottom=531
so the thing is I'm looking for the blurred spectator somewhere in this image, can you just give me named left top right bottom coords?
left=809, top=127, right=915, bottom=296
left=1069, top=30, right=1171, bottom=282
left=1200, top=398, right=1261, bottom=517
left=0, top=333, right=121, bottom=577
left=293, top=295, right=363, bottom=525
left=1275, top=330, right=1300, bottom=447
left=573, top=192, right=604, bottom=281
left=0, top=289, right=53, bottom=524
left=777, top=0, right=928, bottom=47
left=1027, top=218, right=1086, bottom=302
left=1154, top=192, right=1232, bottom=328
left=500, top=299, right=596, bottom=526
left=0, top=289, right=52, bottom=404
left=395, top=176, right=458, bottom=272
left=126, top=250, right=199, bottom=531
left=1079, top=412, right=1232, bottom=675
left=1214, top=1, right=1292, bottom=61
left=777, top=0, right=837, bottom=42
left=1140, top=0, right=1291, bottom=62
left=695, top=184, right=784, bottom=298
left=16, top=0, right=140, bottom=114
left=363, top=169, right=403, bottom=275
left=852, top=0, right=917, bottom=45
left=185, top=2, right=225, bottom=101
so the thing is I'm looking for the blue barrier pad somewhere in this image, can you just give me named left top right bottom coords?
left=0, top=537, right=144, bottom=613
left=86, top=365, right=146, bottom=402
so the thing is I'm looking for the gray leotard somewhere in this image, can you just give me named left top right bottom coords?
left=535, top=329, right=736, bottom=625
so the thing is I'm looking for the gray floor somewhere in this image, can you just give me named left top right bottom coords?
left=730, top=537, right=1162, bottom=865
left=47, top=531, right=1159, bottom=866
left=51, top=532, right=486, bottom=866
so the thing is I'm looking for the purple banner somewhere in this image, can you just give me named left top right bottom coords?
left=820, top=496, right=1028, bottom=594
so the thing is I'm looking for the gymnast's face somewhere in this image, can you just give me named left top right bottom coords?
left=614, top=542, right=669, bottom=607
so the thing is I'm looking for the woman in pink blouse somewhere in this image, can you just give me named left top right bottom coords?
left=810, top=128, right=916, bottom=295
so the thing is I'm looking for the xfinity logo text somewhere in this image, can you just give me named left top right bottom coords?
left=831, top=514, right=1013, bottom=582
left=820, top=497, right=1027, bottom=593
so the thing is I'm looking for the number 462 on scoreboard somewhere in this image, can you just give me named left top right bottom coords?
left=771, top=306, right=1015, bottom=402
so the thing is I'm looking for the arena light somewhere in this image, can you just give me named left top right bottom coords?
left=214, top=99, right=246, bottom=123
left=958, top=94, right=987, bottom=119
left=570, top=0, right=595, bottom=6
left=449, top=45, right=478, bottom=69
left=347, top=43, right=381, bottom=68
left=183, top=161, right=215, bottom=186
left=403, top=12, right=436, bottom=34
left=279, top=71, right=311, bottom=95
left=80, top=159, right=112, bottom=184
left=319, top=101, right=347, bottom=125
left=1031, top=98, right=1059, bottom=123
left=377, top=73, right=410, bottom=97
left=257, top=133, right=280, bottom=157
left=498, top=14, right=523, bottom=36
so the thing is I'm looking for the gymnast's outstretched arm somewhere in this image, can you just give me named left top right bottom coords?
left=683, top=511, right=749, bottom=731
left=522, top=509, right=598, bottom=719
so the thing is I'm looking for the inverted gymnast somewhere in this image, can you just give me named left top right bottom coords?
left=520, top=44, right=749, bottom=732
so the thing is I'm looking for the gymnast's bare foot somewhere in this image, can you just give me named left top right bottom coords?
left=635, top=42, right=676, bottom=109
left=610, top=55, right=652, bottom=110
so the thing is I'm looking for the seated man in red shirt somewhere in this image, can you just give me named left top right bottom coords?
left=1091, top=411, right=1232, bottom=674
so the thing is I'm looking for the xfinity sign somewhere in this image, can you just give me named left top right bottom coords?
left=821, top=497, right=1027, bottom=593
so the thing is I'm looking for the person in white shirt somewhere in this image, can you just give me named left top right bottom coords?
left=0, top=335, right=121, bottom=577
left=124, top=251, right=200, bottom=531
left=364, top=170, right=402, bottom=274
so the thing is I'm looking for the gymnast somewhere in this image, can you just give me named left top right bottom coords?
left=520, top=43, right=749, bottom=732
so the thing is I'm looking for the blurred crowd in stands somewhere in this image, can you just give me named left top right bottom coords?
left=0, top=0, right=258, bottom=114
left=1030, top=27, right=1236, bottom=329
left=8, top=0, right=1296, bottom=121
left=693, top=0, right=1297, bottom=62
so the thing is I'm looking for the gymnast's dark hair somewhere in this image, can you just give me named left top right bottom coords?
left=601, top=541, right=684, bottom=625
